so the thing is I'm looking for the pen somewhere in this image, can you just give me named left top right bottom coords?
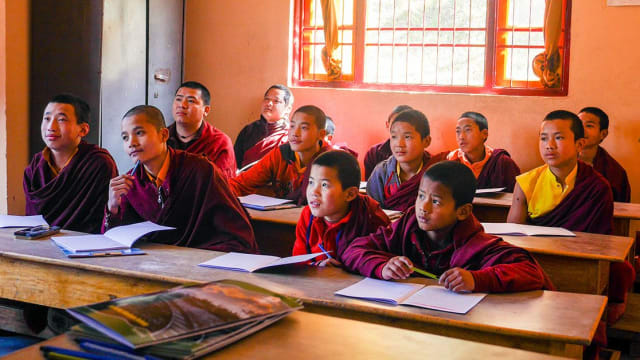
left=129, top=160, right=140, bottom=176
left=77, top=339, right=146, bottom=360
left=411, top=267, right=439, bottom=280
left=316, top=242, right=334, bottom=260
left=41, top=346, right=120, bottom=360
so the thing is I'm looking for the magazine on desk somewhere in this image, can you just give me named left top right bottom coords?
left=67, top=280, right=302, bottom=349
left=238, top=194, right=297, bottom=210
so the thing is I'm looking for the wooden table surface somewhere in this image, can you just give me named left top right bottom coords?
left=2, top=311, right=567, bottom=360
left=0, top=229, right=606, bottom=358
left=247, top=206, right=634, bottom=294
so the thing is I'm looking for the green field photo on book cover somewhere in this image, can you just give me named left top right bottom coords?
left=67, top=280, right=302, bottom=349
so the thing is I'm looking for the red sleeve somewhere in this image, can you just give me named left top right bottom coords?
left=292, top=207, right=312, bottom=256
left=229, top=147, right=280, bottom=196
left=211, top=136, right=237, bottom=180
left=342, top=216, right=409, bottom=278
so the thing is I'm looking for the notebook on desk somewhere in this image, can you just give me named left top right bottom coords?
left=481, top=223, right=575, bottom=236
left=238, top=194, right=296, bottom=210
left=0, top=214, right=48, bottom=228
left=199, top=252, right=326, bottom=272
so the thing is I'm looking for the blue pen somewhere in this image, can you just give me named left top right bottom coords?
left=129, top=160, right=140, bottom=176
left=317, top=242, right=334, bottom=260
left=76, top=339, right=162, bottom=360
left=41, top=346, right=120, bottom=360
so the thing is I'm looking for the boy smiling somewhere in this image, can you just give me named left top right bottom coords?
left=292, top=151, right=389, bottom=266
left=344, top=161, right=552, bottom=293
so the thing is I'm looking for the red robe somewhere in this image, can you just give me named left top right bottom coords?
left=292, top=194, right=390, bottom=261
left=363, top=139, right=392, bottom=180
left=24, top=141, right=117, bottom=233
left=234, top=117, right=288, bottom=168
left=104, top=148, right=257, bottom=253
left=476, top=149, right=521, bottom=192
left=167, top=121, right=237, bottom=178
left=342, top=208, right=553, bottom=292
left=592, top=146, right=631, bottom=203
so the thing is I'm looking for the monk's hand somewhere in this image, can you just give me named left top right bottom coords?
left=316, top=258, right=342, bottom=268
left=439, top=267, right=475, bottom=293
left=108, top=174, right=134, bottom=214
left=381, top=256, right=414, bottom=280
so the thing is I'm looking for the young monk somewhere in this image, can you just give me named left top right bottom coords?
left=324, top=116, right=358, bottom=159
left=106, top=105, right=257, bottom=253
left=292, top=151, right=390, bottom=266
left=363, top=105, right=412, bottom=179
left=230, top=105, right=331, bottom=205
left=24, top=94, right=117, bottom=233
left=578, top=107, right=630, bottom=202
left=367, top=109, right=446, bottom=212
left=508, top=110, right=634, bottom=324
left=234, top=84, right=293, bottom=169
left=446, top=112, right=520, bottom=192
left=343, top=161, right=553, bottom=292
left=167, top=81, right=236, bottom=178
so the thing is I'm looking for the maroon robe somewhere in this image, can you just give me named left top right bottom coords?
left=167, top=121, right=237, bottom=178
left=476, top=149, right=521, bottom=192
left=24, top=141, right=117, bottom=233
left=383, top=151, right=447, bottom=212
left=592, top=146, right=631, bottom=203
left=281, top=142, right=333, bottom=206
left=342, top=208, right=554, bottom=292
left=529, top=161, right=614, bottom=235
left=104, top=148, right=257, bottom=253
left=364, top=139, right=392, bottom=180
left=234, top=117, right=288, bottom=168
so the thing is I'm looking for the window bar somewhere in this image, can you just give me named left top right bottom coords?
left=435, top=0, right=441, bottom=84
left=340, top=0, right=345, bottom=76
left=391, top=0, right=397, bottom=83
left=421, top=0, right=426, bottom=84
left=509, top=0, right=516, bottom=88
left=451, top=0, right=456, bottom=85
left=312, top=0, right=319, bottom=80
left=405, top=0, right=410, bottom=84
left=376, top=0, right=383, bottom=82
left=526, top=0, right=533, bottom=87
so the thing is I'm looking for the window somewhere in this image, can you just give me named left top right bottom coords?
left=292, top=0, right=571, bottom=95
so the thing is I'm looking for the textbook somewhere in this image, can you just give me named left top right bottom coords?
left=383, top=209, right=403, bottom=221
left=199, top=252, right=326, bottom=272
left=481, top=223, right=575, bottom=237
left=51, top=221, right=175, bottom=253
left=238, top=194, right=296, bottom=210
left=335, top=278, right=487, bottom=314
left=67, top=280, right=302, bottom=349
left=0, top=214, right=48, bottom=228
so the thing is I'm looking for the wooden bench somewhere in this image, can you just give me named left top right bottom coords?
left=609, top=293, right=640, bottom=357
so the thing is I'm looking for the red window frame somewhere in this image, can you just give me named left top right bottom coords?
left=291, top=0, right=572, bottom=96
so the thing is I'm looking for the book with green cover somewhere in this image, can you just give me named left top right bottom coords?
left=66, top=280, right=302, bottom=349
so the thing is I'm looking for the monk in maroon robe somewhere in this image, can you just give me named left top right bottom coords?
left=363, top=105, right=412, bottom=180
left=234, top=84, right=293, bottom=169
left=475, top=149, right=520, bottom=191
left=578, top=107, right=631, bottom=203
left=24, top=94, right=118, bottom=233
left=107, top=105, right=256, bottom=253
left=167, top=81, right=236, bottom=178
left=344, top=161, right=552, bottom=292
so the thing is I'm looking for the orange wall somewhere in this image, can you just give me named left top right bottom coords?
left=0, top=0, right=6, bottom=214
left=187, top=0, right=639, bottom=223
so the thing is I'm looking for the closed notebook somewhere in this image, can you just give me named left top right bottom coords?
left=51, top=221, right=175, bottom=253
left=67, top=280, right=302, bottom=349
left=199, top=252, right=326, bottom=272
left=481, top=223, right=575, bottom=237
left=475, top=187, right=506, bottom=194
left=335, top=278, right=487, bottom=314
left=238, top=194, right=296, bottom=210
left=0, top=214, right=48, bottom=228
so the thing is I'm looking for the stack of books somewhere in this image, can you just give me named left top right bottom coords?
left=57, top=280, right=302, bottom=359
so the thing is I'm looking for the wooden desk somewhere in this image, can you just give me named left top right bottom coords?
left=247, top=207, right=633, bottom=295
left=3, top=312, right=566, bottom=360
left=0, top=229, right=605, bottom=358
left=473, top=193, right=640, bottom=237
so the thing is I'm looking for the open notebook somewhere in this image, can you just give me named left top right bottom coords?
left=238, top=194, right=296, bottom=210
left=0, top=215, right=48, bottom=228
left=335, top=278, right=487, bottom=314
left=481, top=223, right=575, bottom=236
left=199, top=252, right=326, bottom=272
left=51, top=221, right=175, bottom=254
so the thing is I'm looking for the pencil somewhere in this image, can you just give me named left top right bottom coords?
left=411, top=267, right=438, bottom=280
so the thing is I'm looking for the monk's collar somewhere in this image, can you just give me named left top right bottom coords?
left=144, top=151, right=171, bottom=188
left=396, top=158, right=424, bottom=184
left=267, top=119, right=287, bottom=132
left=177, top=121, right=204, bottom=142
left=43, top=146, right=79, bottom=177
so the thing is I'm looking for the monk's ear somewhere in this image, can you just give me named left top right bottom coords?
left=159, top=128, right=170, bottom=143
left=575, top=137, right=586, bottom=154
left=344, top=186, right=358, bottom=202
left=600, top=129, right=608, bottom=142
left=317, top=128, right=327, bottom=141
left=481, top=129, right=488, bottom=143
left=203, top=105, right=211, bottom=119
left=78, top=122, right=90, bottom=138
left=422, top=134, right=432, bottom=149
left=456, top=203, right=473, bottom=221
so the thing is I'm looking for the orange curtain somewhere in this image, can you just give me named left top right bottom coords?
left=320, top=0, right=342, bottom=80
left=532, top=0, right=563, bottom=88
